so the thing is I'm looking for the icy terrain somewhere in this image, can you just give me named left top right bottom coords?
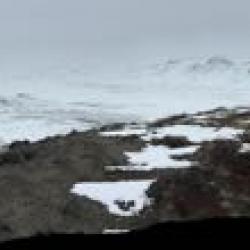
left=1, top=56, right=250, bottom=143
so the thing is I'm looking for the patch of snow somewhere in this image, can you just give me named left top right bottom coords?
left=210, top=111, right=230, bottom=119
left=193, top=115, right=208, bottom=120
left=142, top=125, right=243, bottom=142
left=239, top=120, right=250, bottom=124
left=239, top=143, right=250, bottom=153
left=105, top=165, right=140, bottom=171
left=126, top=144, right=198, bottom=169
left=101, top=123, right=243, bottom=145
left=103, top=229, right=130, bottom=234
left=103, top=124, right=242, bottom=171
left=106, top=145, right=198, bottom=171
left=70, top=180, right=155, bottom=217
left=100, top=125, right=147, bottom=137
left=234, top=107, right=250, bottom=114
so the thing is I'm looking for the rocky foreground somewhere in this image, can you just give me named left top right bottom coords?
left=0, top=106, right=250, bottom=241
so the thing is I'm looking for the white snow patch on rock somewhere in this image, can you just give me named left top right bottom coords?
left=100, top=125, right=147, bottom=137
left=71, top=180, right=155, bottom=217
left=100, top=123, right=242, bottom=144
left=142, top=125, right=243, bottom=142
left=103, top=229, right=130, bottom=234
left=240, top=120, right=250, bottom=124
left=239, top=143, right=250, bottom=153
left=102, top=124, right=243, bottom=171
left=106, top=145, right=198, bottom=171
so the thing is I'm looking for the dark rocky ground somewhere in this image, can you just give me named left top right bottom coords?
left=0, top=106, right=250, bottom=242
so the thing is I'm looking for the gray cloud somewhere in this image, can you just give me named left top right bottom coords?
left=0, top=0, right=249, bottom=59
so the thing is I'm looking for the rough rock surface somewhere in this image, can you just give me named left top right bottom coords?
left=0, top=107, right=250, bottom=241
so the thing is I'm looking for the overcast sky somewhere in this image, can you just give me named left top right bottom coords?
left=0, top=0, right=250, bottom=63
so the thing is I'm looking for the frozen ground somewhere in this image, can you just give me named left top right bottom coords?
left=1, top=56, right=250, bottom=143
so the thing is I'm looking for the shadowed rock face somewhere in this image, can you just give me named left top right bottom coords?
left=147, top=170, right=226, bottom=220
left=195, top=139, right=242, bottom=167
left=239, top=132, right=250, bottom=143
left=147, top=138, right=250, bottom=222
left=0, top=107, right=250, bottom=242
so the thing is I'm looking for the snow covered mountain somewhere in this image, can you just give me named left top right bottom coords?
left=0, top=56, right=250, bottom=143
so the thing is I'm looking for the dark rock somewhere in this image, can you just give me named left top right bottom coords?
left=99, top=123, right=125, bottom=132
left=239, top=132, right=250, bottom=143
left=195, top=139, right=241, bottom=168
left=147, top=170, right=226, bottom=220
left=151, top=135, right=194, bottom=148
left=114, top=200, right=135, bottom=211
left=149, top=114, right=188, bottom=127
left=0, top=106, right=250, bottom=242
